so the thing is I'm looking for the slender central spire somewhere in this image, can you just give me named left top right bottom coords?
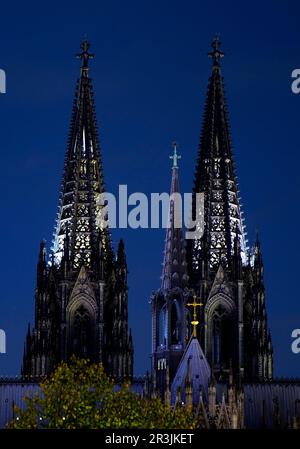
left=161, top=142, right=188, bottom=290
left=76, top=37, right=94, bottom=76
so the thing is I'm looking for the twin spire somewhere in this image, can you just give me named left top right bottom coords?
left=58, top=36, right=234, bottom=273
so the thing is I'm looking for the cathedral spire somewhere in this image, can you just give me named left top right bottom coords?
left=151, top=143, right=194, bottom=394
left=23, top=40, right=133, bottom=381
left=184, top=38, right=274, bottom=382
left=191, top=38, right=248, bottom=271
left=161, top=142, right=188, bottom=290
left=51, top=39, right=109, bottom=269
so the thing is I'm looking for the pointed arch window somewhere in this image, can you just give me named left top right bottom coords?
left=72, top=305, right=94, bottom=359
left=171, top=300, right=181, bottom=345
left=158, top=305, right=166, bottom=348
left=212, top=304, right=233, bottom=369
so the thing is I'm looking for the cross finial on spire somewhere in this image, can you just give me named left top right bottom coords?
left=170, top=141, right=181, bottom=168
left=187, top=295, right=203, bottom=337
left=76, top=36, right=94, bottom=76
left=207, top=35, right=225, bottom=70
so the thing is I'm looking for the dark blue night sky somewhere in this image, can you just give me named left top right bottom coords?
left=0, top=0, right=299, bottom=377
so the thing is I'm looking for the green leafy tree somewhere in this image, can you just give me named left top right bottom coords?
left=9, top=357, right=196, bottom=429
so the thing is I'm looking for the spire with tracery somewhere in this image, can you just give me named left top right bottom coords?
left=190, top=36, right=248, bottom=272
left=22, top=40, right=133, bottom=380
left=51, top=38, right=110, bottom=269
left=185, top=38, right=273, bottom=383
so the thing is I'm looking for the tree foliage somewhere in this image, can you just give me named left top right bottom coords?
left=9, top=357, right=196, bottom=429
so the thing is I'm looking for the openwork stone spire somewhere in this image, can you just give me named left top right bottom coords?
left=52, top=38, right=109, bottom=269
left=191, top=37, right=248, bottom=270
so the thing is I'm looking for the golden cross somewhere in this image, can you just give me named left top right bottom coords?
left=187, top=295, right=203, bottom=337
